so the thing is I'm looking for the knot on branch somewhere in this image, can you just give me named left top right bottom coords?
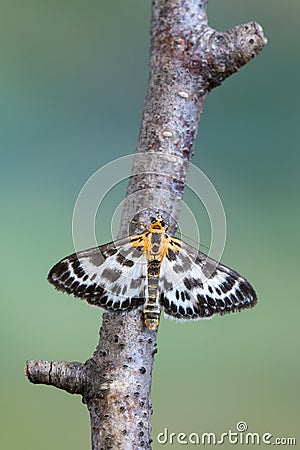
left=192, top=21, right=267, bottom=89
left=156, top=21, right=267, bottom=93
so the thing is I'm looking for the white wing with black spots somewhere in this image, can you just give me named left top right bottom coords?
left=48, top=237, right=147, bottom=311
left=158, top=240, right=257, bottom=321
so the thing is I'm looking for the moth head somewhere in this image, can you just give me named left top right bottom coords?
left=157, top=216, right=165, bottom=228
left=149, top=215, right=166, bottom=231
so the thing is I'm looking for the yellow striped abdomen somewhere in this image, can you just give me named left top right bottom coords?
left=144, top=259, right=161, bottom=330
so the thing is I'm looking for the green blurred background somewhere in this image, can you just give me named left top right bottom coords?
left=1, top=0, right=299, bottom=448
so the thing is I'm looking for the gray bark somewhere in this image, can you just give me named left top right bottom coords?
left=25, top=1, right=267, bottom=449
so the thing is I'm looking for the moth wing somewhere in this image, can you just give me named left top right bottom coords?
left=159, top=238, right=257, bottom=320
left=48, top=236, right=147, bottom=311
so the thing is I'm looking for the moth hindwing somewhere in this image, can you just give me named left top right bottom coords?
left=48, top=217, right=257, bottom=330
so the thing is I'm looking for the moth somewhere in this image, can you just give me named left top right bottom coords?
left=48, top=216, right=257, bottom=330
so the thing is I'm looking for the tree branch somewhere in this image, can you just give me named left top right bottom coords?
left=25, top=1, right=267, bottom=449
left=25, top=360, right=86, bottom=395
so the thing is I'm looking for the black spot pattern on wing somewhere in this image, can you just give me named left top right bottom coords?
left=159, top=268, right=257, bottom=321
left=160, top=291, right=200, bottom=319
left=48, top=258, right=146, bottom=312
left=47, top=240, right=147, bottom=313
left=116, top=252, right=135, bottom=267
left=166, top=249, right=177, bottom=261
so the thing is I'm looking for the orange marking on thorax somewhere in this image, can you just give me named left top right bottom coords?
left=145, top=220, right=168, bottom=262
left=131, top=219, right=170, bottom=262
